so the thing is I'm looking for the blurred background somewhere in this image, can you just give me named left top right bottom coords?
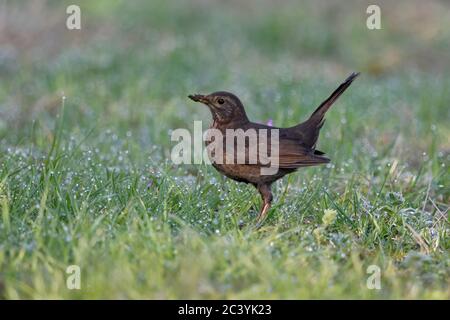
left=0, top=0, right=449, bottom=154
left=0, top=0, right=449, bottom=299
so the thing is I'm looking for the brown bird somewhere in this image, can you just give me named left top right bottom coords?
left=188, top=72, right=359, bottom=225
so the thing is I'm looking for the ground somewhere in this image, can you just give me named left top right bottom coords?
left=0, top=0, right=449, bottom=299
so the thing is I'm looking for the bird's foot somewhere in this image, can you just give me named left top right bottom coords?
left=254, top=220, right=264, bottom=230
left=254, top=203, right=271, bottom=228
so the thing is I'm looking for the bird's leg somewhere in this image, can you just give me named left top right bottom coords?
left=256, top=183, right=273, bottom=225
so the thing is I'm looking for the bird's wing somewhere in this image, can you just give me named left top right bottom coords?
left=213, top=130, right=329, bottom=169
left=262, top=137, right=330, bottom=169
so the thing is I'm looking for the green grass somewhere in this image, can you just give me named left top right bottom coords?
left=0, top=0, right=449, bottom=299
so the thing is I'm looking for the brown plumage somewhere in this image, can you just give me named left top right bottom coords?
left=188, top=72, right=359, bottom=225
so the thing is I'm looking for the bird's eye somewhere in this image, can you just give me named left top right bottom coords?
left=217, top=98, right=225, bottom=105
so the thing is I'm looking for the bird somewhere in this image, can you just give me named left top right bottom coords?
left=188, top=72, right=360, bottom=225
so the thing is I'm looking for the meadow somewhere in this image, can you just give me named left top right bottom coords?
left=0, top=0, right=449, bottom=299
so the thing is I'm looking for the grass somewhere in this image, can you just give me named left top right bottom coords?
left=0, top=0, right=449, bottom=299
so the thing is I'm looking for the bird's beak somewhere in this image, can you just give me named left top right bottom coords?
left=188, top=94, right=208, bottom=104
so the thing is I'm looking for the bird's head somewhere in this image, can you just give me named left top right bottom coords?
left=188, top=91, right=249, bottom=124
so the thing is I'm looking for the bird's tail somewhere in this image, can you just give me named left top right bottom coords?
left=296, top=72, right=360, bottom=149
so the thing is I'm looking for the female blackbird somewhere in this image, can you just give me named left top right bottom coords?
left=188, top=72, right=359, bottom=225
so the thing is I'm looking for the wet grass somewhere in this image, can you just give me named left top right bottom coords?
left=0, top=0, right=449, bottom=299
